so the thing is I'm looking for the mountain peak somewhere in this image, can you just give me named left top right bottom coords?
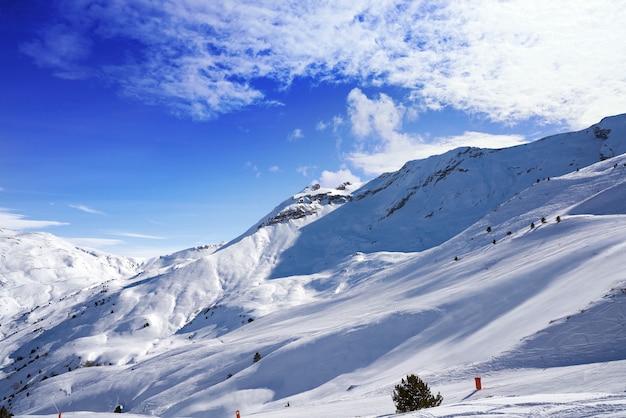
left=256, top=182, right=357, bottom=228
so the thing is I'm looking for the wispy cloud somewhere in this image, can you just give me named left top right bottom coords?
left=316, top=116, right=344, bottom=133
left=0, top=208, right=68, bottom=230
left=245, top=161, right=262, bottom=178
left=69, top=204, right=106, bottom=215
left=20, top=23, right=91, bottom=80
left=296, top=165, right=317, bottom=177
left=68, top=237, right=123, bottom=248
left=287, top=128, right=304, bottom=142
left=106, top=232, right=165, bottom=240
left=21, top=1, right=626, bottom=127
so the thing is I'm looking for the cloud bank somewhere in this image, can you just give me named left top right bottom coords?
left=344, top=88, right=527, bottom=175
left=21, top=0, right=626, bottom=128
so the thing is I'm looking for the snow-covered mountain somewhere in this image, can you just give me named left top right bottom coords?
left=2, top=115, right=626, bottom=417
left=0, top=229, right=138, bottom=333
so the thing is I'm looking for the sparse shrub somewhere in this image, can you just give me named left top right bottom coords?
left=541, top=217, right=546, bottom=223
left=593, top=126, right=611, bottom=140
left=114, top=405, right=123, bottom=413
left=530, top=222, right=535, bottom=229
left=253, top=352, right=262, bottom=363
left=506, top=231, right=512, bottom=236
left=0, top=406, right=13, bottom=418
left=556, top=216, right=561, bottom=223
left=247, top=317, right=254, bottom=323
left=392, top=374, right=442, bottom=413
left=486, top=226, right=492, bottom=233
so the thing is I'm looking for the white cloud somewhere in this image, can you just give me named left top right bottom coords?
left=24, top=0, right=626, bottom=126
left=287, top=128, right=304, bottom=142
left=69, top=204, right=106, bottom=215
left=316, top=116, right=344, bottom=133
left=269, top=165, right=281, bottom=173
left=106, top=232, right=165, bottom=240
left=68, top=237, right=123, bottom=248
left=0, top=208, right=68, bottom=230
left=296, top=165, right=317, bottom=177
left=435, top=132, right=527, bottom=151
left=413, top=1, right=626, bottom=128
left=345, top=88, right=425, bottom=175
left=245, top=161, right=261, bottom=178
left=344, top=89, right=528, bottom=176
left=347, top=88, right=404, bottom=139
left=317, top=168, right=361, bottom=189
left=20, top=23, right=91, bottom=80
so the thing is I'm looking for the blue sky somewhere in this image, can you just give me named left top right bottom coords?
left=1, top=0, right=625, bottom=258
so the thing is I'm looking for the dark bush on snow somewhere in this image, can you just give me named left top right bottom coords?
left=392, top=374, right=443, bottom=412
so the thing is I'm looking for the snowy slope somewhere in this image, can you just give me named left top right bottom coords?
left=2, top=115, right=626, bottom=417
left=0, top=229, right=138, bottom=322
left=0, top=230, right=138, bottom=370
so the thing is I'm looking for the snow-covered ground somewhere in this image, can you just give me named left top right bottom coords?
left=2, top=115, right=626, bottom=417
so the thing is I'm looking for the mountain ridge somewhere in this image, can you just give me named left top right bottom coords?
left=268, top=113, right=626, bottom=277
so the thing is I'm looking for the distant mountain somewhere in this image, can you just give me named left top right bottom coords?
left=1, top=115, right=626, bottom=417
left=0, top=228, right=138, bottom=325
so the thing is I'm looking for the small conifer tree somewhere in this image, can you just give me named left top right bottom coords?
left=392, top=374, right=443, bottom=412
left=253, top=352, right=261, bottom=363
left=0, top=406, right=13, bottom=418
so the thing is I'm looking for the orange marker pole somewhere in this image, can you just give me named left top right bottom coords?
left=236, top=410, right=241, bottom=418
left=475, top=377, right=482, bottom=390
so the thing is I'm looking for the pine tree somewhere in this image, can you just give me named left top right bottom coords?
left=0, top=406, right=13, bottom=418
left=391, top=374, right=443, bottom=412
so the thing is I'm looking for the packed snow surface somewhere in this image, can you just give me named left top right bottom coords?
left=2, top=115, right=626, bottom=417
